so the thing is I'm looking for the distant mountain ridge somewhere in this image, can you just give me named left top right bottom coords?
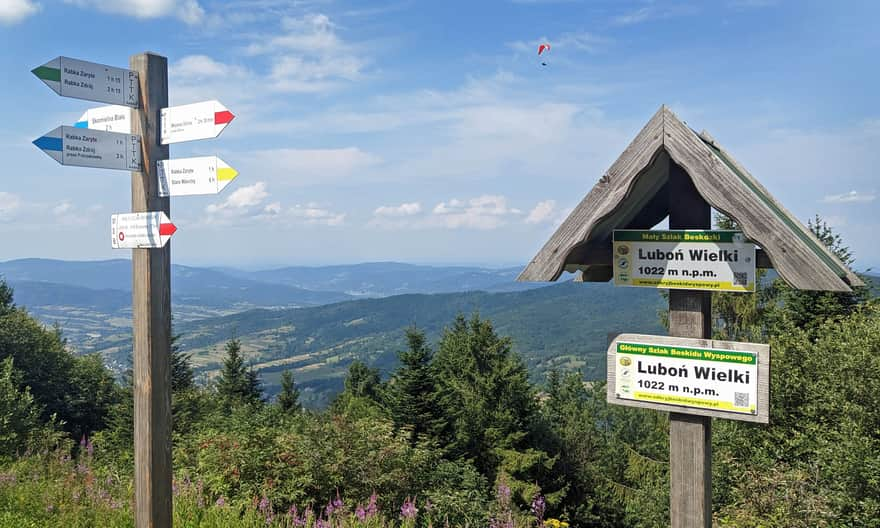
left=212, top=261, right=540, bottom=296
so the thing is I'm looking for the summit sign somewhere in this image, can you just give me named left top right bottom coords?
left=613, top=230, right=756, bottom=292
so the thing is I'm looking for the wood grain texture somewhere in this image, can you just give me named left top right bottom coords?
left=670, top=412, right=711, bottom=528
left=517, top=106, right=666, bottom=282
left=130, top=52, right=172, bottom=528
left=667, top=178, right=712, bottom=528
left=663, top=108, right=858, bottom=291
left=518, top=105, right=861, bottom=292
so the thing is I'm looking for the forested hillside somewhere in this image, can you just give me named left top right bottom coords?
left=174, top=281, right=665, bottom=407
left=0, top=222, right=877, bottom=527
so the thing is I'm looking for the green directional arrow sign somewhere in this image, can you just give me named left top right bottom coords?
left=32, top=56, right=139, bottom=107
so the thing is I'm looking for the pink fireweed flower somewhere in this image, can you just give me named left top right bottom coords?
left=216, top=497, right=226, bottom=507
left=366, top=492, right=378, bottom=516
left=531, top=493, right=546, bottom=523
left=400, top=497, right=418, bottom=519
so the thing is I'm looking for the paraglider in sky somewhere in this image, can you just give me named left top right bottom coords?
left=538, top=43, right=550, bottom=66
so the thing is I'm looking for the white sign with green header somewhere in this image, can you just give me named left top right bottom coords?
left=613, top=230, right=756, bottom=292
left=606, top=333, right=769, bottom=423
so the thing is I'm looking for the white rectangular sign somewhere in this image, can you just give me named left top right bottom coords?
left=33, top=56, right=139, bottom=107
left=607, top=333, right=769, bottom=423
left=75, top=105, right=131, bottom=133
left=157, top=156, right=238, bottom=197
left=33, top=126, right=141, bottom=171
left=111, top=212, right=176, bottom=249
left=613, top=230, right=756, bottom=292
left=160, top=100, right=234, bottom=145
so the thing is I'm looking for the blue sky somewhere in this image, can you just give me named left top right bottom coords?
left=0, top=0, right=877, bottom=270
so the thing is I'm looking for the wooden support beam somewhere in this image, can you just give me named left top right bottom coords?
left=130, top=52, right=172, bottom=528
left=667, top=160, right=712, bottom=528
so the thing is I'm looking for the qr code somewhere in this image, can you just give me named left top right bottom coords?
left=733, top=272, right=747, bottom=286
left=734, top=392, right=749, bottom=407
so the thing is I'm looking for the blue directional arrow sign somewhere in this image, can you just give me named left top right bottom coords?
left=33, top=126, right=141, bottom=171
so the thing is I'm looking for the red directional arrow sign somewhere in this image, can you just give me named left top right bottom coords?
left=111, top=211, right=177, bottom=249
left=160, top=100, right=234, bottom=145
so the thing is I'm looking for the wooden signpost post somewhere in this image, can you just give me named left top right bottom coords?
left=130, top=52, right=172, bottom=528
left=519, top=106, right=863, bottom=527
left=32, top=51, right=239, bottom=528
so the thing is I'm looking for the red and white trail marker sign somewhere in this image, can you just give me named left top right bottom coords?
left=160, top=100, right=234, bottom=145
left=111, top=211, right=176, bottom=249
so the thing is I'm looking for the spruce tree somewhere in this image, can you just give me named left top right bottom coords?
left=170, top=333, right=194, bottom=393
left=216, top=338, right=263, bottom=407
left=432, top=313, right=542, bottom=484
left=343, top=360, right=382, bottom=401
left=390, top=327, right=445, bottom=444
left=277, top=370, right=300, bottom=412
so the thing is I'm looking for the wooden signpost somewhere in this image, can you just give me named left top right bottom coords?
left=31, top=52, right=239, bottom=528
left=129, top=53, right=172, bottom=528
left=519, top=106, right=863, bottom=527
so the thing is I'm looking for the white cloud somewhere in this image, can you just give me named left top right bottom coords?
left=206, top=182, right=269, bottom=215
left=52, top=201, right=73, bottom=216
left=0, top=192, right=21, bottom=217
left=244, top=13, right=369, bottom=93
left=611, top=4, right=697, bottom=26
left=201, top=183, right=345, bottom=227
left=374, top=202, right=422, bottom=217
left=289, top=203, right=346, bottom=226
left=525, top=200, right=556, bottom=224
left=0, top=0, right=39, bottom=24
left=170, top=55, right=248, bottom=80
left=430, top=195, right=521, bottom=230
left=822, top=190, right=876, bottom=204
left=612, top=7, right=653, bottom=25
left=63, top=0, right=204, bottom=24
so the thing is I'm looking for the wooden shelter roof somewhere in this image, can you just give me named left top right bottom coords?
left=518, top=106, right=863, bottom=292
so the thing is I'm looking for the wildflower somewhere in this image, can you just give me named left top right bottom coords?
left=531, top=494, right=546, bottom=523
left=366, top=492, right=378, bottom=516
left=356, top=504, right=367, bottom=520
left=400, top=496, right=418, bottom=519
left=259, top=496, right=271, bottom=513
left=216, top=497, right=226, bottom=507
left=498, top=483, right=511, bottom=503
left=333, top=490, right=344, bottom=510
left=46, top=504, right=54, bottom=513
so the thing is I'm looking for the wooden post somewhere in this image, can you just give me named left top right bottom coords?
left=667, top=160, right=712, bottom=528
left=130, top=52, right=172, bottom=528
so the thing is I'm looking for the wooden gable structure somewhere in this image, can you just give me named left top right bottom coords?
left=518, top=106, right=863, bottom=292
